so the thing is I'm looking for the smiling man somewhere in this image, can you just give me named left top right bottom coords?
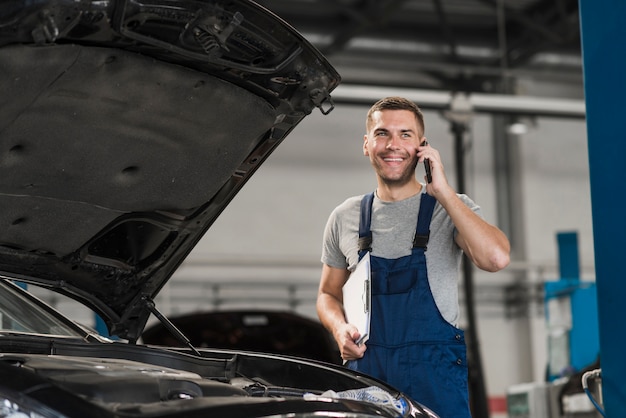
left=317, top=96, right=510, bottom=417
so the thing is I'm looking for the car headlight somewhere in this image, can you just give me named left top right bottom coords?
left=0, top=391, right=66, bottom=418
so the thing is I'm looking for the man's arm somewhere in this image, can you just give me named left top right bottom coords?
left=420, top=143, right=510, bottom=272
left=440, top=191, right=510, bottom=272
left=317, top=264, right=367, bottom=361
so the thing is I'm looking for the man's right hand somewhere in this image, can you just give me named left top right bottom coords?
left=335, top=323, right=367, bottom=361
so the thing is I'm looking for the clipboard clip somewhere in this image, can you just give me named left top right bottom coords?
left=363, top=280, right=370, bottom=313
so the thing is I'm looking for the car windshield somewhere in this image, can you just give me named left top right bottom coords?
left=0, top=280, right=83, bottom=337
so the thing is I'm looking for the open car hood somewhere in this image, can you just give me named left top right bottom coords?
left=0, top=0, right=340, bottom=342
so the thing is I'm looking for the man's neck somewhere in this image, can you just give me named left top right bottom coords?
left=376, top=180, right=422, bottom=202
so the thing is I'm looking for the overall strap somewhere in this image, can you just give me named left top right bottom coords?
left=357, top=192, right=375, bottom=259
left=413, top=193, right=436, bottom=250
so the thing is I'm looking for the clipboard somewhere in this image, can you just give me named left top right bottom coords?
left=342, top=252, right=371, bottom=345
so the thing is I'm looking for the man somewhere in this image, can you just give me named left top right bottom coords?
left=317, top=97, right=510, bottom=417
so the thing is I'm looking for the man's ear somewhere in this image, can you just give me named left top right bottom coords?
left=363, top=135, right=369, bottom=156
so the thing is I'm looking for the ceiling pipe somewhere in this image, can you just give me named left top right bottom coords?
left=331, top=84, right=586, bottom=119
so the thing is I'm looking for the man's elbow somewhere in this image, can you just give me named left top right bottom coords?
left=482, top=247, right=510, bottom=272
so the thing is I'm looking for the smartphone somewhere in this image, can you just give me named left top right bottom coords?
left=424, top=158, right=432, bottom=183
left=421, top=140, right=432, bottom=183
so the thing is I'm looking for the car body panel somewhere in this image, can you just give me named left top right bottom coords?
left=0, top=279, right=437, bottom=417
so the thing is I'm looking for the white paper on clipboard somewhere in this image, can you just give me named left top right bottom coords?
left=342, top=252, right=371, bottom=345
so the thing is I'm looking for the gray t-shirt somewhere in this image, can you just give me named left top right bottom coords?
left=321, top=185, right=481, bottom=326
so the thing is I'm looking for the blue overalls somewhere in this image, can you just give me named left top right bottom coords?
left=347, top=191, right=471, bottom=418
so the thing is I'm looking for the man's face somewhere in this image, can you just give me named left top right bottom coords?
left=363, top=109, right=424, bottom=185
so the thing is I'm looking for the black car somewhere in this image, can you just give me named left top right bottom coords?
left=141, top=310, right=343, bottom=364
left=0, top=0, right=438, bottom=417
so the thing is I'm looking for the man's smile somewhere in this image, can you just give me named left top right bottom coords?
left=381, top=154, right=409, bottom=165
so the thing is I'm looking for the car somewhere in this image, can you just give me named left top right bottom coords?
left=140, top=309, right=343, bottom=365
left=0, top=0, right=438, bottom=417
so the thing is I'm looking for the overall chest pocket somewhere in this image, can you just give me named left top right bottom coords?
left=371, top=266, right=421, bottom=295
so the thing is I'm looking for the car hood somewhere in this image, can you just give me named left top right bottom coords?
left=0, top=0, right=340, bottom=342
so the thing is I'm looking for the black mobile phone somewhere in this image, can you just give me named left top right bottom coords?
left=421, top=140, right=432, bottom=183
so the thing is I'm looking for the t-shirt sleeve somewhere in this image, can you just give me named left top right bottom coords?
left=460, top=193, right=481, bottom=214
left=321, top=207, right=350, bottom=270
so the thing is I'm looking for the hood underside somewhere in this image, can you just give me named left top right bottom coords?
left=0, top=0, right=340, bottom=341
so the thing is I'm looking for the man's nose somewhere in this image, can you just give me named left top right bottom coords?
left=386, top=134, right=401, bottom=148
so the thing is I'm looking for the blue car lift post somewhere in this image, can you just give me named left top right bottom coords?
left=545, top=232, right=599, bottom=381
left=579, top=0, right=626, bottom=415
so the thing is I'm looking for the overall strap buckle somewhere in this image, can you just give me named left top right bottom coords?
left=413, top=233, right=430, bottom=249
left=413, top=193, right=436, bottom=250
